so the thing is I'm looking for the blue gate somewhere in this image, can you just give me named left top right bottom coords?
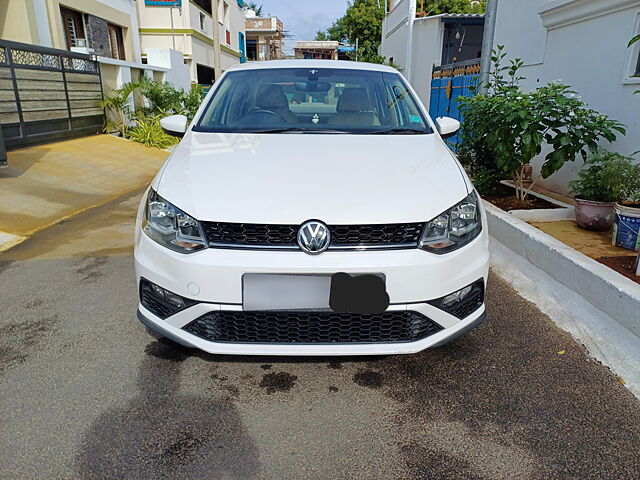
left=429, top=60, right=480, bottom=148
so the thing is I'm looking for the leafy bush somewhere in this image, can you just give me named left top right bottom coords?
left=139, top=78, right=204, bottom=122
left=127, top=116, right=179, bottom=149
left=569, top=150, right=640, bottom=203
left=458, top=46, right=626, bottom=202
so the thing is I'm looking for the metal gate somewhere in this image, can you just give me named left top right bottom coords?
left=0, top=39, right=103, bottom=149
left=429, top=59, right=480, bottom=147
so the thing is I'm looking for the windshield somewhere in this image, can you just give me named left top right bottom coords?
left=193, top=67, right=433, bottom=134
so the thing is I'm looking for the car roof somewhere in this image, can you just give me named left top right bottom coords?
left=226, top=59, right=398, bottom=74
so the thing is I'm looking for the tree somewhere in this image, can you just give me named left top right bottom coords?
left=419, top=0, right=486, bottom=16
left=314, top=30, right=329, bottom=41
left=326, top=0, right=386, bottom=63
left=246, top=2, right=263, bottom=17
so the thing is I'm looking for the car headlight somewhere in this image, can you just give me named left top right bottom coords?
left=142, top=189, right=206, bottom=253
left=419, top=191, right=482, bottom=254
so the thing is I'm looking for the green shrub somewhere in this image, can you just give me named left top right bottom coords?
left=569, top=149, right=640, bottom=203
left=458, top=46, right=626, bottom=202
left=127, top=116, right=179, bottom=149
left=138, top=77, right=204, bottom=122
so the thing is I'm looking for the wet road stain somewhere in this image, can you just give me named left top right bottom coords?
left=329, top=386, right=339, bottom=393
left=327, top=360, right=342, bottom=369
left=76, top=339, right=259, bottom=479
left=0, top=315, right=59, bottom=375
left=259, top=372, right=298, bottom=394
left=75, top=256, right=108, bottom=282
left=353, top=370, right=383, bottom=389
left=260, top=364, right=272, bottom=370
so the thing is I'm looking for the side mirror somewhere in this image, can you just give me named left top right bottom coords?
left=435, top=116, right=460, bottom=139
left=160, top=114, right=188, bottom=138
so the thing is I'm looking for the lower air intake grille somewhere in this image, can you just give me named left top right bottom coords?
left=183, top=310, right=443, bottom=344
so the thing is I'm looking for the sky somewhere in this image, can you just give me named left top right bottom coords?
left=254, top=0, right=350, bottom=54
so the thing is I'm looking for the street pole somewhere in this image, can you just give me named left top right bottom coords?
left=212, top=0, right=222, bottom=81
left=479, top=0, right=498, bottom=93
left=355, top=38, right=358, bottom=61
left=405, top=0, right=416, bottom=81
left=170, top=6, right=176, bottom=49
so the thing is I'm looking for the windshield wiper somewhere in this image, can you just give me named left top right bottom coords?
left=366, top=127, right=429, bottom=135
left=242, top=127, right=350, bottom=134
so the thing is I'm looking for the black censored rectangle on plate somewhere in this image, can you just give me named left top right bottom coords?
left=329, top=272, right=389, bottom=314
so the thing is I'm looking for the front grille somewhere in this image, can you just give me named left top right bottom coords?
left=183, top=310, right=443, bottom=344
left=201, top=221, right=424, bottom=250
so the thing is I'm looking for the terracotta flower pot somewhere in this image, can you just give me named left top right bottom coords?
left=574, top=198, right=615, bottom=231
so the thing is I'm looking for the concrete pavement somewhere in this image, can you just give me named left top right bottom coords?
left=0, top=135, right=167, bottom=252
left=1, top=190, right=639, bottom=479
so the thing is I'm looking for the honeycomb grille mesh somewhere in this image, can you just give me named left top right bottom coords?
left=183, top=310, right=443, bottom=344
left=201, top=222, right=424, bottom=249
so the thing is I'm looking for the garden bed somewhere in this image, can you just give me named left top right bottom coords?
left=598, top=256, right=640, bottom=285
left=482, top=183, right=563, bottom=211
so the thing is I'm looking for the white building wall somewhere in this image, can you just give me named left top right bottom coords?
left=380, top=0, right=412, bottom=73
left=409, top=18, right=444, bottom=108
left=492, top=0, right=640, bottom=194
left=380, top=1, right=445, bottom=111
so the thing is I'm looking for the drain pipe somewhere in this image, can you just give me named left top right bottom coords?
left=405, top=0, right=417, bottom=81
left=479, top=0, right=498, bottom=94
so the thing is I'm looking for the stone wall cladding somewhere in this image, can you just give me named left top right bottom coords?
left=86, top=15, right=111, bottom=58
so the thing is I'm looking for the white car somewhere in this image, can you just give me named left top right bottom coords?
left=134, top=60, right=489, bottom=356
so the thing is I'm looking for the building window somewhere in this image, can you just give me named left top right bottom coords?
left=61, top=7, right=86, bottom=49
left=199, top=12, right=205, bottom=30
left=108, top=23, right=125, bottom=60
left=193, top=0, right=212, bottom=15
left=636, top=48, right=640, bottom=76
left=226, top=30, right=231, bottom=45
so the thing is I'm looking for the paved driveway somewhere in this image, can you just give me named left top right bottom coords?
left=0, top=135, right=167, bottom=251
left=1, top=189, right=639, bottom=480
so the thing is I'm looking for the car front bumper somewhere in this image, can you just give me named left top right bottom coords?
left=134, top=222, right=489, bottom=356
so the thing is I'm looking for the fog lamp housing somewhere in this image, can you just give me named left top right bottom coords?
left=139, top=278, right=195, bottom=319
left=429, top=280, right=484, bottom=319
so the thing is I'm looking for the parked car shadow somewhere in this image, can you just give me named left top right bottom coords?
left=76, top=339, right=260, bottom=480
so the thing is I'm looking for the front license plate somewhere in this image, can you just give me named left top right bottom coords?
left=243, top=274, right=331, bottom=311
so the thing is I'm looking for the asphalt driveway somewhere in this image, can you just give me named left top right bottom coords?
left=0, top=189, right=639, bottom=479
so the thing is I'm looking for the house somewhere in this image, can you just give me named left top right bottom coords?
left=0, top=0, right=174, bottom=91
left=294, top=41, right=339, bottom=60
left=244, top=15, right=285, bottom=61
left=380, top=0, right=484, bottom=107
left=136, top=0, right=246, bottom=85
left=487, top=0, right=640, bottom=194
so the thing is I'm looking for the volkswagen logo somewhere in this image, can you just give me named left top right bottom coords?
left=297, top=220, right=331, bottom=255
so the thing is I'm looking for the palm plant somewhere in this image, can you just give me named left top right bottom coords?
left=100, top=81, right=140, bottom=137
left=247, top=2, right=263, bottom=16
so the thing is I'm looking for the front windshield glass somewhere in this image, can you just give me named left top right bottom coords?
left=194, top=67, right=433, bottom=134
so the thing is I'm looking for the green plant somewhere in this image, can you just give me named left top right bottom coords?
left=569, top=149, right=640, bottom=203
left=100, top=81, right=140, bottom=137
left=138, top=77, right=203, bottom=122
left=246, top=2, right=262, bottom=16
left=127, top=116, right=179, bottom=149
left=458, top=46, right=626, bottom=202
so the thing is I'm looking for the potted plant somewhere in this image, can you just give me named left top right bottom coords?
left=569, top=150, right=640, bottom=231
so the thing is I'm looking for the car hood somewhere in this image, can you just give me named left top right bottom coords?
left=155, top=132, right=470, bottom=224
